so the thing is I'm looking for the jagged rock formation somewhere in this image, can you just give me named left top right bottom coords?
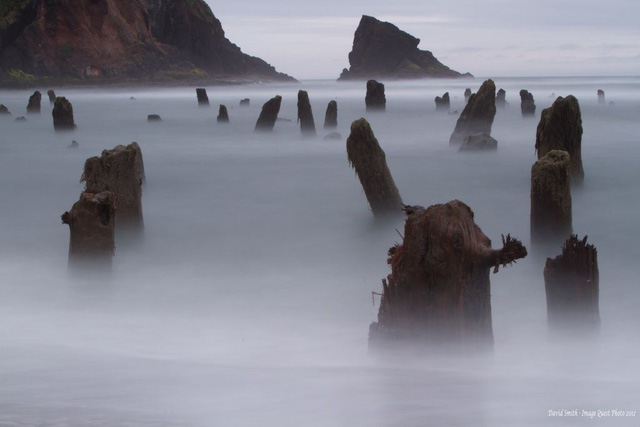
left=26, top=90, right=40, bottom=113
left=520, top=90, right=536, bottom=117
left=196, top=88, right=210, bottom=106
left=449, top=79, right=496, bottom=145
left=52, top=96, right=75, bottom=130
left=47, top=89, right=55, bottom=104
left=365, top=80, right=386, bottom=111
left=297, top=90, right=316, bottom=136
left=217, top=105, right=229, bottom=123
left=459, top=133, right=497, bottom=151
left=369, top=201, right=527, bottom=347
left=324, top=100, right=337, bottom=129
left=338, top=15, right=469, bottom=80
left=435, top=92, right=450, bottom=112
left=0, top=0, right=294, bottom=85
left=254, top=96, right=282, bottom=132
left=535, top=95, right=584, bottom=184
left=496, top=88, right=507, bottom=109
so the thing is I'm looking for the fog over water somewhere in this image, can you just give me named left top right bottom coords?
left=1, top=77, right=639, bottom=426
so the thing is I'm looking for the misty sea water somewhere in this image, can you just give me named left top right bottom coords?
left=0, top=76, right=639, bottom=426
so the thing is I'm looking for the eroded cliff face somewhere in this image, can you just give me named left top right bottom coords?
left=0, top=0, right=294, bottom=84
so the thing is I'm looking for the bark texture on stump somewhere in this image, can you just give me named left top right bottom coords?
left=597, top=89, right=605, bottom=105
left=435, top=92, right=450, bottom=112
left=254, top=96, right=282, bottom=132
left=346, top=118, right=403, bottom=219
left=530, top=150, right=572, bottom=248
left=196, top=88, right=209, bottom=106
left=324, top=100, right=337, bottom=129
left=535, top=95, right=584, bottom=184
left=297, top=90, right=316, bottom=136
left=545, top=235, right=600, bottom=330
left=365, top=80, right=386, bottom=111
left=82, top=142, right=145, bottom=231
left=27, top=91, right=41, bottom=113
left=52, top=97, right=76, bottom=130
left=520, top=90, right=536, bottom=117
left=369, top=201, right=527, bottom=346
left=449, top=79, right=496, bottom=145
left=496, top=89, right=507, bottom=109
left=217, top=105, right=230, bottom=123
left=47, top=90, right=56, bottom=104
left=61, top=191, right=115, bottom=267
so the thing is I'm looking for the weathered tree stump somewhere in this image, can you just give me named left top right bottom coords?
left=449, top=79, right=496, bottom=145
left=324, top=100, right=337, bottom=129
left=217, top=105, right=230, bottom=123
left=544, top=235, right=600, bottom=331
left=27, top=91, right=41, bottom=113
left=297, top=90, right=316, bottom=136
left=254, top=95, right=282, bottom=132
left=520, top=90, right=536, bottom=117
left=435, top=92, right=450, bottom=112
left=365, top=80, right=386, bottom=111
left=369, top=201, right=528, bottom=347
left=496, top=88, right=507, bottom=109
left=0, top=104, right=11, bottom=115
left=597, top=89, right=605, bottom=105
left=196, top=88, right=210, bottom=106
left=464, top=88, right=472, bottom=103
left=240, top=98, right=250, bottom=107
left=535, top=95, right=584, bottom=184
left=61, top=191, right=116, bottom=268
left=147, top=114, right=162, bottom=122
left=52, top=97, right=76, bottom=130
left=82, top=142, right=145, bottom=231
left=346, top=118, right=403, bottom=219
left=47, top=90, right=56, bottom=104
left=530, top=150, right=572, bottom=248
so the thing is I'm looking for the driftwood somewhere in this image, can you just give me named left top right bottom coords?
left=52, top=97, right=76, bottom=130
left=520, top=90, right=536, bottom=117
left=254, top=96, right=282, bottom=132
left=346, top=118, right=402, bottom=219
left=324, top=100, right=337, bottom=129
left=217, top=105, right=230, bottom=123
left=27, top=91, right=41, bottom=114
left=297, top=90, right=316, bottom=136
left=369, top=201, right=527, bottom=347
left=449, top=79, right=496, bottom=145
left=365, top=80, right=386, bottom=111
left=196, top=88, right=209, bottom=106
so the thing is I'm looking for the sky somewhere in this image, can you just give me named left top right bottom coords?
left=204, top=0, right=640, bottom=80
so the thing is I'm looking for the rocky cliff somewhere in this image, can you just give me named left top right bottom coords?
left=339, top=15, right=470, bottom=80
left=0, top=0, right=294, bottom=85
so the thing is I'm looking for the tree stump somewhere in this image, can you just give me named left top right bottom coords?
left=297, top=90, right=316, bottom=136
left=47, top=90, right=56, bottom=104
left=324, top=100, right=337, bottom=129
left=254, top=96, right=282, bottom=132
left=52, top=97, right=76, bottom=131
left=535, top=95, right=584, bottom=184
left=27, top=91, right=41, bottom=114
left=369, top=201, right=528, bottom=347
left=365, top=80, right=386, bottom=111
left=449, top=79, right=496, bottom=145
left=496, top=88, right=507, bottom=109
left=240, top=98, right=250, bottom=107
left=196, top=88, right=209, bottom=106
left=520, top=89, right=536, bottom=117
left=147, top=114, right=162, bottom=122
left=464, top=88, right=472, bottom=103
left=0, top=104, right=10, bottom=115
left=435, top=92, right=450, bottom=112
left=346, top=118, right=402, bottom=219
left=544, top=235, right=600, bottom=331
left=217, top=105, right=230, bottom=123
left=597, top=89, right=605, bottom=105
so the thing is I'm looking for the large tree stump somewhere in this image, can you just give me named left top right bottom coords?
left=82, top=142, right=145, bottom=231
left=47, top=89, right=56, bottom=104
left=520, top=89, right=536, bottom=117
left=435, top=92, right=450, bottom=112
left=449, top=79, right=496, bottom=145
left=365, top=80, right=386, bottom=111
left=217, top=105, right=230, bottom=123
left=496, top=88, right=507, bottom=109
left=346, top=118, right=403, bottom=219
left=535, top=95, right=584, bottom=184
left=61, top=191, right=115, bottom=268
left=254, top=96, right=282, bottom=132
left=530, top=150, right=572, bottom=247
left=196, top=88, right=209, bottom=106
left=544, top=235, right=600, bottom=331
left=369, top=201, right=527, bottom=347
left=297, top=90, right=316, bottom=136
left=52, top=97, right=76, bottom=131
left=27, top=91, right=41, bottom=114
left=324, top=100, right=337, bottom=129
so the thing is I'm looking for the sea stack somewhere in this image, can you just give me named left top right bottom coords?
left=217, top=105, right=230, bottom=123
left=196, top=88, right=210, bottom=106
left=435, top=92, right=450, bottom=112
left=369, top=201, right=527, bottom=348
left=346, top=118, right=403, bottom=219
left=520, top=90, right=536, bottom=117
left=597, top=89, right=605, bottom=105
left=52, top=97, right=76, bottom=131
left=530, top=150, right=572, bottom=248
left=254, top=96, right=282, bottom=132
left=449, top=79, right=496, bottom=145
left=47, top=90, right=56, bottom=104
left=496, top=89, right=507, bottom=109
left=26, top=91, right=41, bottom=114
left=297, top=90, right=316, bottom=136
left=365, top=80, right=386, bottom=111
left=324, top=100, right=338, bottom=129
left=535, top=95, right=584, bottom=184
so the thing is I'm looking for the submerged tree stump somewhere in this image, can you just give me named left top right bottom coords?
left=365, top=80, right=386, bottom=111
left=369, top=201, right=528, bottom=347
left=217, top=105, right=230, bottom=123
left=297, top=90, right=316, bottom=136
left=346, top=118, right=402, bottom=219
left=27, top=91, right=41, bottom=114
left=544, top=235, right=600, bottom=331
left=496, top=88, right=507, bottom=109
left=324, top=100, right=337, bottom=129
left=196, top=88, right=210, bottom=106
left=597, top=89, right=605, bottom=105
left=530, top=150, right=572, bottom=248
left=435, top=92, right=450, bottom=112
left=520, top=90, right=536, bottom=117
left=535, top=95, right=584, bottom=184
left=82, top=142, right=145, bottom=231
left=254, top=95, right=282, bottom=132
left=449, top=79, right=496, bottom=145
left=52, top=97, right=76, bottom=130
left=61, top=191, right=115, bottom=268
left=47, top=89, right=56, bottom=104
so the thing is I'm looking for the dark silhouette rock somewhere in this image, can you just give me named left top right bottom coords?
left=535, top=95, right=584, bottom=184
left=435, top=92, right=450, bottom=112
left=449, top=79, right=496, bottom=145
left=47, top=90, right=56, bottom=104
left=61, top=191, right=116, bottom=268
left=520, top=90, right=536, bottom=117
left=69, top=140, right=79, bottom=149
left=196, top=88, right=210, bottom=106
left=323, top=132, right=342, bottom=141
left=82, top=142, right=145, bottom=232
left=365, top=80, right=386, bottom=111
left=240, top=98, right=250, bottom=107
left=52, top=97, right=76, bottom=131
left=324, top=100, right=337, bottom=129
left=464, top=88, right=472, bottom=103
left=26, top=90, right=41, bottom=113
left=545, top=235, right=600, bottom=332
left=369, top=201, right=527, bottom=347
left=496, top=88, right=507, bottom=109
left=15, top=116, right=26, bottom=122
left=530, top=150, right=572, bottom=248
left=338, top=15, right=469, bottom=80
left=297, top=90, right=316, bottom=136
left=217, top=105, right=229, bottom=123
left=459, top=133, right=497, bottom=151
left=346, top=118, right=403, bottom=219
left=0, top=104, right=10, bottom=115
left=597, top=89, right=605, bottom=105
left=147, top=114, right=162, bottom=122
left=254, top=96, right=282, bottom=132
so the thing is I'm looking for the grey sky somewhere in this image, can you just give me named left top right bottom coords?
left=204, top=0, right=639, bottom=79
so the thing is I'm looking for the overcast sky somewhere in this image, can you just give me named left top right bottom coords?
left=204, top=0, right=639, bottom=80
